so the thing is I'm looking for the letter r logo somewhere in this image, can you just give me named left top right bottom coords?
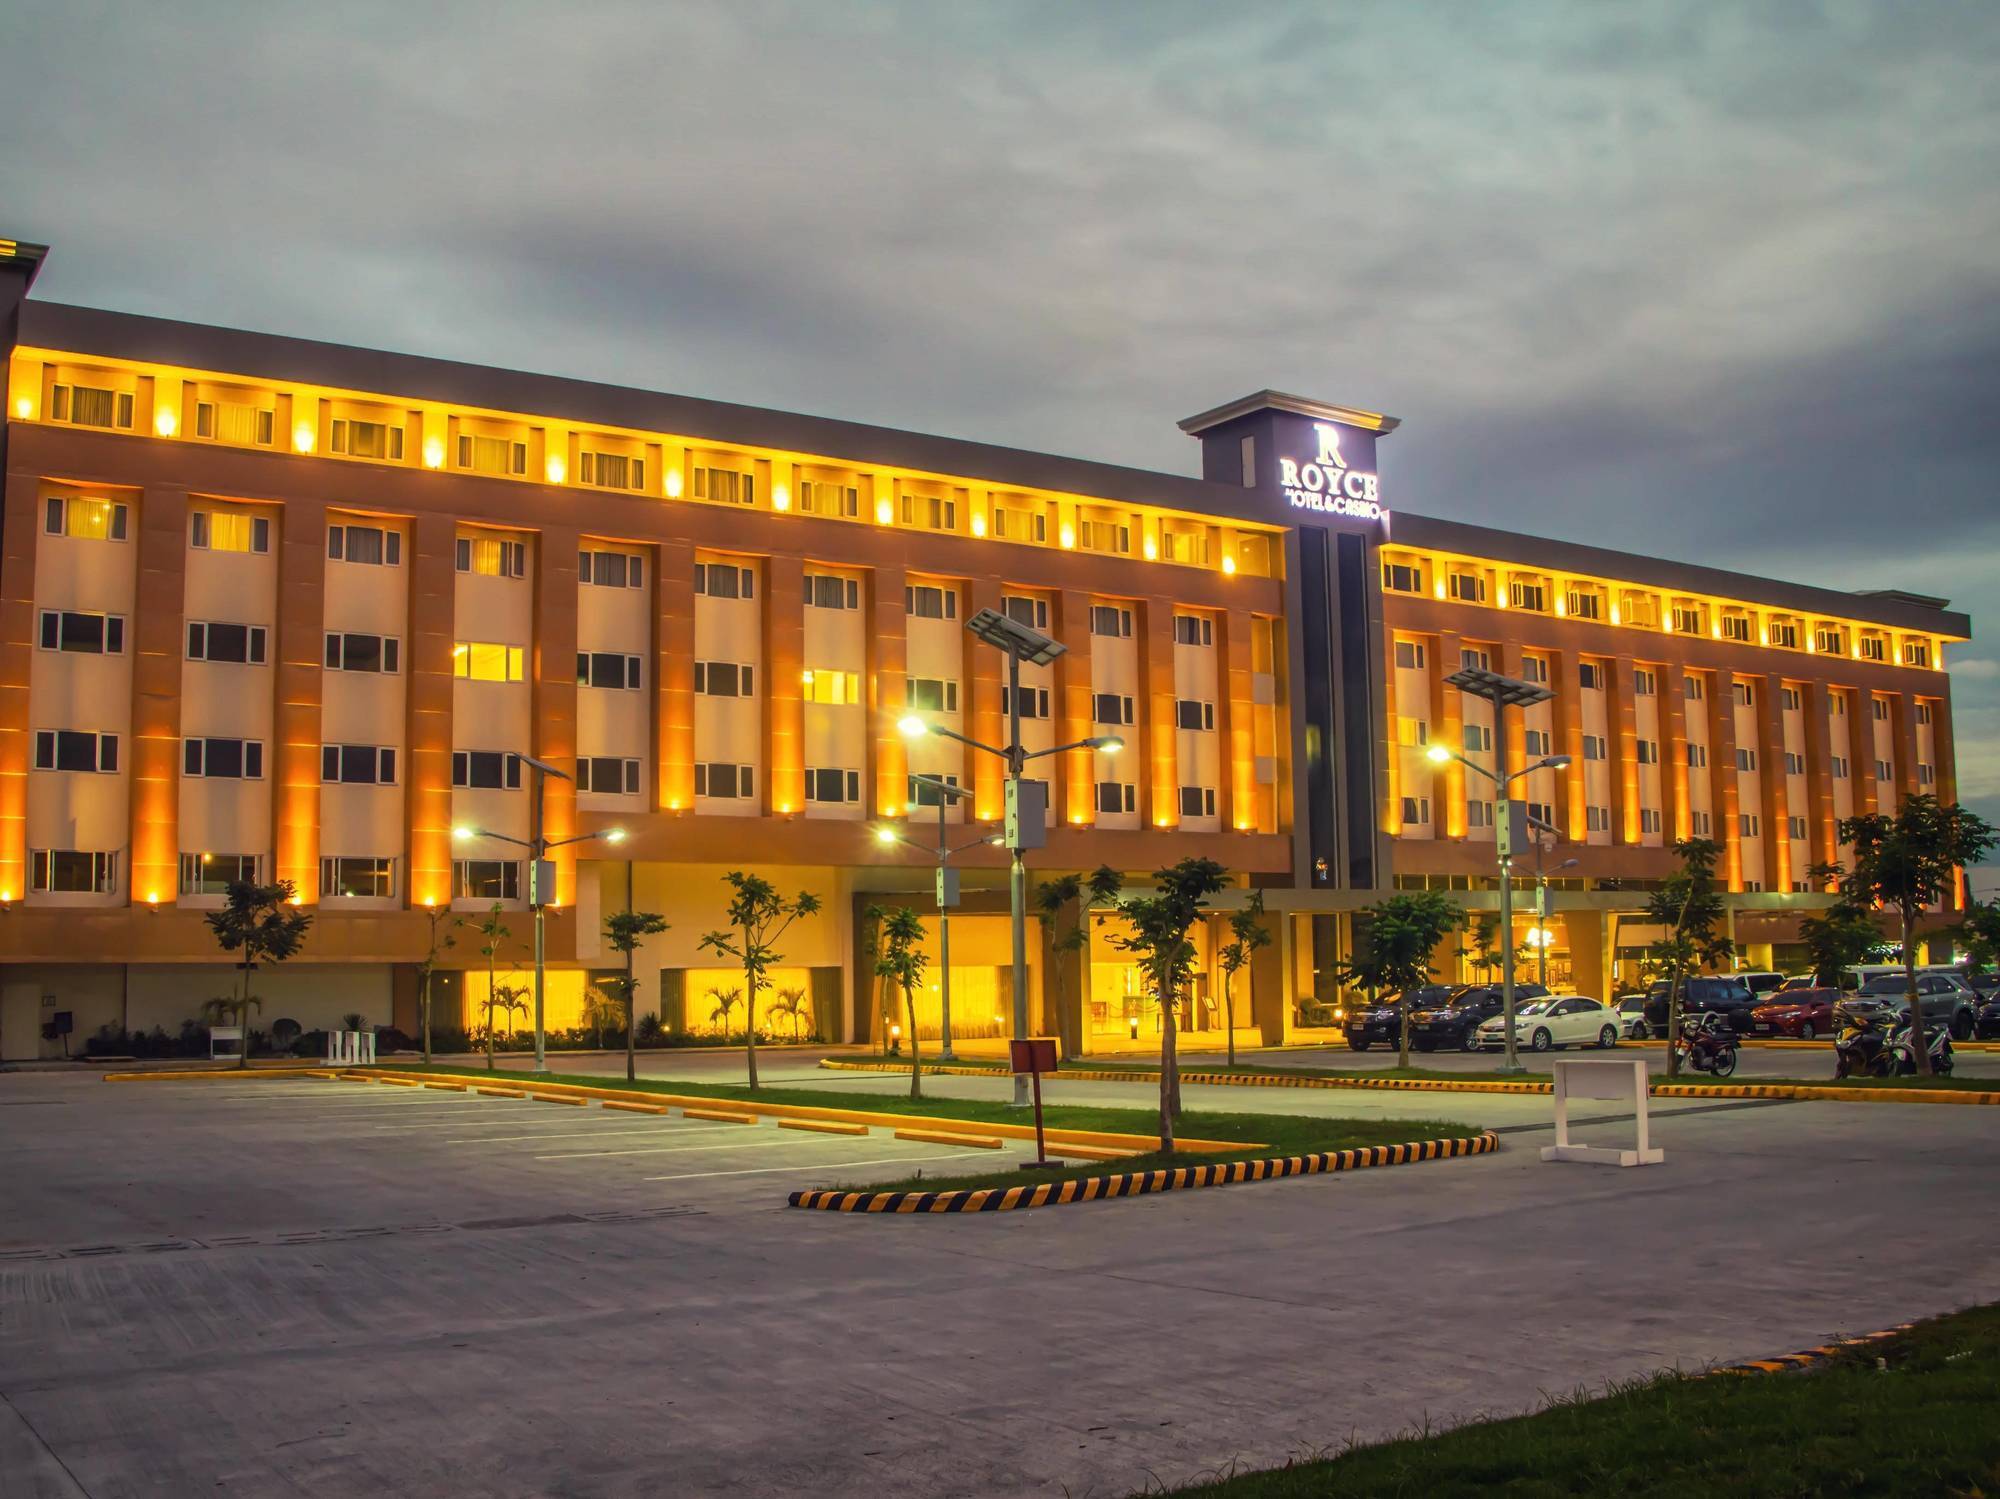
left=1313, top=423, right=1348, bottom=470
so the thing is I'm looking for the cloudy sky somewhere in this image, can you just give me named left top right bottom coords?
left=4, top=1, right=1997, bottom=823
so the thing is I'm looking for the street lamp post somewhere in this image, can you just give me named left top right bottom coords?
left=876, top=776, right=999, bottom=1060
left=900, top=607, right=1122, bottom=1107
left=453, top=753, right=626, bottom=1074
left=1428, top=665, right=1567, bottom=1074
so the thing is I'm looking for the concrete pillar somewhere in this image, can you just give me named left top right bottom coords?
left=1566, top=908, right=1605, bottom=998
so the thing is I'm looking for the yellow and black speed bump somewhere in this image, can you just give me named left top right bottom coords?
left=1714, top=1323, right=1913, bottom=1376
left=788, top=1129, right=1499, bottom=1215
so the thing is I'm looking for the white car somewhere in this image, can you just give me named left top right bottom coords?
left=1475, top=995, right=1621, bottom=1053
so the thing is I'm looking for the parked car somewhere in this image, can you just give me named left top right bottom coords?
left=1851, top=972, right=1980, bottom=1040
left=1777, top=974, right=1822, bottom=992
left=1642, top=976, right=1759, bottom=1037
left=1476, top=995, right=1621, bottom=1053
left=1734, top=971, right=1789, bottom=999
left=1615, top=994, right=1652, bottom=1040
left=1409, top=983, right=1546, bottom=1052
left=1965, top=971, right=2000, bottom=1001
left=1343, top=985, right=1461, bottom=1051
left=1975, top=994, right=2000, bottom=1041
left=1748, top=987, right=1841, bottom=1040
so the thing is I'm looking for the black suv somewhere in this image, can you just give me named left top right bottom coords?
left=1344, top=986, right=1462, bottom=1051
left=1643, top=976, right=1758, bottom=1037
left=1410, top=982, right=1549, bottom=1052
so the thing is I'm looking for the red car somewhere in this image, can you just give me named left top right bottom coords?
left=1748, top=987, right=1841, bottom=1040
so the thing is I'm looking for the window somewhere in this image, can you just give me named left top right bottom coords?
left=578, top=757, right=641, bottom=794
left=1872, top=697, right=1890, bottom=721
left=900, top=493, right=959, bottom=531
left=1525, top=728, right=1552, bottom=757
left=1090, top=605, right=1133, bottom=638
left=1671, top=603, right=1705, bottom=635
left=1860, top=635, right=1886, bottom=662
left=1393, top=640, right=1426, bottom=670
left=455, top=537, right=526, bottom=578
left=1448, top=571, right=1487, bottom=603
left=195, top=400, right=275, bottom=447
left=695, top=562, right=755, bottom=599
left=454, top=642, right=525, bottom=682
left=801, top=670, right=861, bottom=706
left=33, top=730, right=119, bottom=773
left=1787, top=816, right=1808, bottom=840
left=1096, top=782, right=1136, bottom=814
left=1381, top=561, right=1423, bottom=594
left=187, top=621, right=268, bottom=665
left=1467, top=800, right=1494, bottom=829
left=182, top=737, right=263, bottom=779
left=1640, top=808, right=1662, bottom=834
left=1586, top=805, right=1611, bottom=832
left=49, top=382, right=132, bottom=430
left=1176, top=699, right=1216, bottom=731
left=1093, top=693, right=1135, bottom=726
left=1903, top=639, right=1933, bottom=668
left=1832, top=756, right=1850, bottom=779
left=580, top=652, right=644, bottom=690
left=578, top=451, right=644, bottom=491
left=1396, top=718, right=1430, bottom=748
left=1918, top=762, right=1936, bottom=786
left=1633, top=668, right=1657, bottom=696
left=807, top=573, right=860, bottom=610
left=454, top=860, right=521, bottom=901
left=1462, top=724, right=1492, bottom=753
left=991, top=501, right=1048, bottom=542
left=905, top=585, right=957, bottom=620
left=1735, top=748, right=1758, bottom=771
left=906, top=677, right=958, bottom=713
left=44, top=495, right=129, bottom=541
left=579, top=550, right=642, bottom=588
left=1691, top=810, right=1712, bottom=836
left=1460, top=647, right=1491, bottom=672
left=1784, top=751, right=1805, bottom=775
left=327, top=524, right=401, bottom=566
left=190, top=511, right=270, bottom=554
left=692, top=467, right=754, bottom=505
left=1620, top=591, right=1661, bottom=628
left=1578, top=662, right=1604, bottom=691
left=1077, top=519, right=1130, bottom=554
left=1006, top=595, right=1052, bottom=632
left=1733, top=681, right=1755, bottom=707
left=324, top=633, right=400, bottom=673
left=180, top=853, right=260, bottom=897
left=692, top=661, right=751, bottom=696
left=804, top=768, right=861, bottom=804
left=321, top=856, right=394, bottom=899
left=458, top=433, right=527, bottom=475
left=37, top=609, right=125, bottom=655
left=1916, top=703, right=1933, bottom=725
left=1684, top=676, right=1706, bottom=702
left=330, top=418, right=404, bottom=461
left=1525, top=801, right=1553, bottom=827
left=1815, top=626, right=1846, bottom=655
left=1874, top=758, right=1893, bottom=781
left=321, top=744, right=397, bottom=784
left=1687, top=743, right=1709, bottom=768
left=1508, top=579, right=1547, bottom=612
left=908, top=773, right=962, bottom=808
left=695, top=763, right=755, bottom=799
left=1565, top=588, right=1602, bottom=621
left=1637, top=740, right=1659, bottom=765
left=1172, top=614, right=1212, bottom=647
left=1400, top=796, right=1432, bottom=825
left=1740, top=814, right=1761, bottom=837
left=1831, top=695, right=1848, bottom=716
left=798, top=480, right=858, bottom=517
left=1721, top=613, right=1752, bottom=643
left=1519, top=656, right=1548, bottom=683
left=452, top=751, right=523, bottom=790
left=1769, top=619, right=1799, bottom=649
left=1779, top=686, right=1802, bottom=712
left=1002, top=685, right=1050, bottom=719
left=1179, top=786, right=1218, bottom=818
left=1583, top=734, right=1607, bottom=761
left=30, top=849, right=118, bottom=894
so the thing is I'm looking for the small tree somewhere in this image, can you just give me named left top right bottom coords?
left=484, top=982, right=528, bottom=1057
left=875, top=906, right=931, bottom=1098
left=603, top=908, right=669, bottom=1082
left=698, top=873, right=821, bottom=1090
left=475, top=902, right=512, bottom=1071
left=1102, top=858, right=1228, bottom=1152
left=1838, top=796, right=1996, bottom=1074
left=706, top=986, right=743, bottom=1035
left=1344, top=892, right=1465, bottom=1068
left=1215, top=890, right=1271, bottom=1067
left=415, top=906, right=463, bottom=1064
left=768, top=986, right=810, bottom=1042
left=1796, top=861, right=1886, bottom=986
left=203, top=880, right=312, bottom=1068
left=1645, top=839, right=1733, bottom=1078
left=1953, top=897, right=2000, bottom=976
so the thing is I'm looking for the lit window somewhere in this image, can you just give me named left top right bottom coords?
left=180, top=854, right=260, bottom=897
left=802, top=670, right=860, bottom=706
left=322, top=857, right=395, bottom=899
left=454, top=642, right=525, bottom=683
left=44, top=494, right=128, bottom=541
left=191, top=511, right=268, bottom=554
left=456, top=537, right=527, bottom=578
left=30, top=849, right=118, bottom=893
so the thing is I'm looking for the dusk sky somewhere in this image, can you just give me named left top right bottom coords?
left=5, top=2, right=1995, bottom=833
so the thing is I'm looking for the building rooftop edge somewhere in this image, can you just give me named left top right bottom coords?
left=1177, top=389, right=1401, bottom=437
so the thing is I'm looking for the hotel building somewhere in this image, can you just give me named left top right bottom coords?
left=0, top=238, right=1968, bottom=1058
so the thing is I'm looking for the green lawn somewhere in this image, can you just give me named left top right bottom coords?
left=1165, top=1303, right=2000, bottom=1498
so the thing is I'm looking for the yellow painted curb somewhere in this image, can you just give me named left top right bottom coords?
left=476, top=1086, right=526, bottom=1098
left=1716, top=1323, right=1914, bottom=1376
left=684, top=1107, right=759, bottom=1125
left=602, top=1100, right=669, bottom=1115
left=895, top=1128, right=1003, bottom=1149
left=97, top=1066, right=327, bottom=1082
left=790, top=1131, right=1501, bottom=1215
left=1043, top=1143, right=1134, bottom=1161
left=781, top=1119, right=869, bottom=1136
left=376, top=1076, right=422, bottom=1087
left=422, top=1082, right=466, bottom=1092
left=532, top=1094, right=588, bottom=1107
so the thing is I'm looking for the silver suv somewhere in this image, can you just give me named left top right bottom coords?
left=1852, top=973, right=1980, bottom=1039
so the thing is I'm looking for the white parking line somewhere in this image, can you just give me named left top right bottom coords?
left=531, top=1135, right=841, bottom=1162
left=641, top=1149, right=996, bottom=1183
left=440, top=1124, right=748, bottom=1146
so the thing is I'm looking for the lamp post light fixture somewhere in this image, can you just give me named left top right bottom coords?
left=1428, top=668, right=1568, bottom=1073
left=874, top=772, right=1000, bottom=1060
left=902, top=606, right=1122, bottom=1106
left=452, top=753, right=626, bottom=1074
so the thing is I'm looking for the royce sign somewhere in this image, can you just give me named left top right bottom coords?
left=1279, top=422, right=1384, bottom=521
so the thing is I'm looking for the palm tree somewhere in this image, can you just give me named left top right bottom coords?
left=483, top=982, right=529, bottom=1064
left=767, top=986, right=810, bottom=1042
left=706, top=986, right=743, bottom=1038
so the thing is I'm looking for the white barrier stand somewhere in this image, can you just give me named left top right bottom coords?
left=324, top=1030, right=377, bottom=1066
left=210, top=1025, right=244, bottom=1061
left=1540, top=1057, right=1663, bottom=1167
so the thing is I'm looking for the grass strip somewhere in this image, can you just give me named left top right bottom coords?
left=1165, top=1302, right=2000, bottom=1498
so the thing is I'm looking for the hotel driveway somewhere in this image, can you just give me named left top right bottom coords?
left=3, top=1067, right=1997, bottom=1498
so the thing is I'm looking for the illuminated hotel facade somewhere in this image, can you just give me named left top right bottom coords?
left=0, top=238, right=1968, bottom=1057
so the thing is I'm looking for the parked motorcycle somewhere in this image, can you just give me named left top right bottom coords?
left=1882, top=1015, right=1954, bottom=1078
left=1674, top=1012, right=1739, bottom=1077
left=1833, top=1012, right=1893, bottom=1079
